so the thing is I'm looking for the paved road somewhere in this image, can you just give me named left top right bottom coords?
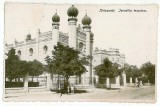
left=3, top=86, right=155, bottom=102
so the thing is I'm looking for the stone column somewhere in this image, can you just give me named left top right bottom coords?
left=116, top=76, right=120, bottom=88
left=24, top=73, right=29, bottom=92
left=47, top=74, right=52, bottom=90
left=123, top=73, right=127, bottom=87
left=130, top=77, right=132, bottom=84
left=82, top=74, right=86, bottom=88
left=106, top=77, right=110, bottom=88
left=95, top=75, right=99, bottom=85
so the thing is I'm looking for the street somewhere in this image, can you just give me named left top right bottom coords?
left=4, top=86, right=155, bottom=102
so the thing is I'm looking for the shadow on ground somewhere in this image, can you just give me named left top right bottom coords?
left=51, top=89, right=88, bottom=94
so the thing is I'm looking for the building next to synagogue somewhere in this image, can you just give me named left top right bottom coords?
left=5, top=5, right=126, bottom=90
left=93, top=47, right=126, bottom=88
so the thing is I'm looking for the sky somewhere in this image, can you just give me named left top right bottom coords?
left=4, top=3, right=158, bottom=67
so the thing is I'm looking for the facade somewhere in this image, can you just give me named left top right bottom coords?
left=5, top=5, right=126, bottom=89
left=93, top=48, right=126, bottom=88
left=6, top=5, right=94, bottom=90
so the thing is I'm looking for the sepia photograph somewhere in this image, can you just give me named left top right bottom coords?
left=3, top=3, right=158, bottom=102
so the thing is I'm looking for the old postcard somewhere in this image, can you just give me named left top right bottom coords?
left=4, top=3, right=158, bottom=102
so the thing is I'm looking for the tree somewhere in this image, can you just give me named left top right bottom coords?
left=28, top=60, right=44, bottom=82
left=122, top=64, right=142, bottom=83
left=94, top=58, right=122, bottom=89
left=44, top=55, right=61, bottom=89
left=45, top=43, right=88, bottom=90
left=5, top=48, right=43, bottom=89
left=5, top=48, right=20, bottom=82
left=140, top=62, right=155, bottom=84
left=122, top=63, right=132, bottom=78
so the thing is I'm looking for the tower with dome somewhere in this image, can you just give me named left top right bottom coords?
left=5, top=5, right=127, bottom=90
left=6, top=5, right=95, bottom=90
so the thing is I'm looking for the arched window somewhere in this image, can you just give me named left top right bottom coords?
left=18, top=50, right=21, bottom=57
left=79, top=42, right=83, bottom=51
left=29, top=48, right=33, bottom=56
left=43, top=45, right=48, bottom=54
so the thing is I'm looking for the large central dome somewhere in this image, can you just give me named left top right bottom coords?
left=67, top=5, right=79, bottom=17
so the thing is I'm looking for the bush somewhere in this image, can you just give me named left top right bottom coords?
left=96, top=84, right=106, bottom=88
left=5, top=82, right=23, bottom=88
left=5, top=82, right=39, bottom=88
left=28, top=82, right=39, bottom=87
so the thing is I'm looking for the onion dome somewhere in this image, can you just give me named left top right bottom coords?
left=67, top=5, right=79, bottom=17
left=52, top=13, right=60, bottom=22
left=82, top=14, right=92, bottom=25
left=26, top=33, right=31, bottom=40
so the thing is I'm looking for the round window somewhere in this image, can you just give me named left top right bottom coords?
left=29, top=48, right=33, bottom=56
left=43, top=45, right=48, bottom=54
left=18, top=50, right=21, bottom=57
left=79, top=42, right=83, bottom=51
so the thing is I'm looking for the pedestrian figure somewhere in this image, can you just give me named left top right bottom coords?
left=60, top=88, right=64, bottom=97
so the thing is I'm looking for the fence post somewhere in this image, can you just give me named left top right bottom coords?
left=106, top=77, right=110, bottom=88
left=24, top=73, right=29, bottom=92
left=130, top=77, right=132, bottom=85
left=95, top=75, right=99, bottom=85
left=122, top=73, right=127, bottom=87
left=116, top=76, right=120, bottom=88
left=47, top=74, right=51, bottom=90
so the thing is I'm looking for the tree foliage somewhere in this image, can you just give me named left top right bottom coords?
left=5, top=48, right=20, bottom=81
left=5, top=48, right=43, bottom=81
left=94, top=58, right=123, bottom=88
left=123, top=62, right=155, bottom=84
left=94, top=58, right=122, bottom=78
left=121, top=64, right=140, bottom=79
left=28, top=60, right=44, bottom=76
left=139, top=62, right=155, bottom=84
left=45, top=43, right=88, bottom=87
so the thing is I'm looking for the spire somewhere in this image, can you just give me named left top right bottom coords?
left=85, top=10, right=87, bottom=16
left=28, top=29, right=30, bottom=34
left=55, top=9, right=57, bottom=14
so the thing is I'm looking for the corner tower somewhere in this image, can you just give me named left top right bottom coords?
left=67, top=5, right=78, bottom=49
left=52, top=11, right=60, bottom=46
left=82, top=13, right=93, bottom=85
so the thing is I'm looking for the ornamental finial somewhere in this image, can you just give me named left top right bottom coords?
left=55, top=9, right=57, bottom=14
left=85, top=10, right=87, bottom=16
